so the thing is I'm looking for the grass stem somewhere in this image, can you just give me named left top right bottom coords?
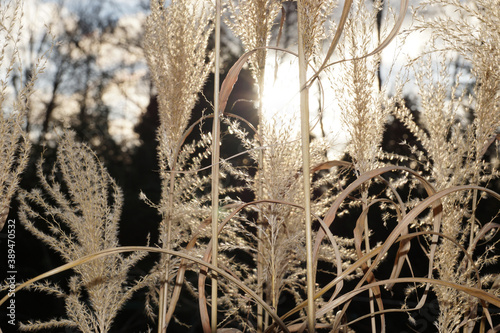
left=211, top=1, right=222, bottom=331
left=297, top=0, right=315, bottom=330
left=257, top=69, right=265, bottom=333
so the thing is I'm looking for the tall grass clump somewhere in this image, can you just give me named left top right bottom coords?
left=143, top=0, right=214, bottom=330
left=0, top=0, right=41, bottom=230
left=327, top=2, right=394, bottom=331
left=393, top=0, right=500, bottom=330
left=1, top=0, right=499, bottom=332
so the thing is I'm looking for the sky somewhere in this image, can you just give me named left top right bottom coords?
left=257, top=0, right=430, bottom=157
left=16, top=0, right=442, bottom=154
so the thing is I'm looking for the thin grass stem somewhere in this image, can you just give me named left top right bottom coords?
left=361, top=192, right=377, bottom=333
left=297, top=0, right=315, bottom=330
left=257, top=74, right=265, bottom=333
left=211, top=1, right=222, bottom=331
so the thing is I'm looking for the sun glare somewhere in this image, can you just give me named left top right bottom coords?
left=260, top=56, right=346, bottom=157
left=260, top=58, right=301, bottom=131
left=260, top=57, right=326, bottom=137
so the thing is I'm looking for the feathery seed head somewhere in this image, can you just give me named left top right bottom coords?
left=144, top=0, right=214, bottom=170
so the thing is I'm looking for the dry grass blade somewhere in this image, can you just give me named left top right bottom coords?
left=364, top=0, right=409, bottom=58
left=352, top=199, right=404, bottom=330
left=313, top=165, right=438, bottom=261
left=479, top=133, right=500, bottom=157
left=0, top=246, right=290, bottom=333
left=219, top=49, right=259, bottom=114
left=469, top=222, right=500, bottom=254
left=163, top=216, right=212, bottom=328
left=309, top=0, right=353, bottom=85
left=318, top=277, right=500, bottom=316
left=296, top=1, right=316, bottom=329
left=311, top=160, right=353, bottom=173
left=314, top=212, right=346, bottom=302
left=211, top=2, right=222, bottom=331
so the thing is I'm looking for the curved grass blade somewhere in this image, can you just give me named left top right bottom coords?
left=0, top=246, right=290, bottom=333
left=308, top=0, right=409, bottom=87
left=317, top=276, right=500, bottom=316
left=313, top=165, right=438, bottom=263
left=269, top=224, right=496, bottom=332
left=164, top=215, right=213, bottom=328
left=353, top=199, right=403, bottom=331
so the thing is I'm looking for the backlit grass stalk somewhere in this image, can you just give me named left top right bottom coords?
left=143, top=1, right=214, bottom=330
left=256, top=80, right=265, bottom=333
left=330, top=4, right=392, bottom=328
left=211, top=1, right=221, bottom=331
left=0, top=0, right=45, bottom=230
left=297, top=0, right=315, bottom=330
left=226, top=2, right=283, bottom=330
left=256, top=102, right=265, bottom=333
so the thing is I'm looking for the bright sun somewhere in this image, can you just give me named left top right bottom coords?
left=260, top=56, right=326, bottom=136
left=259, top=56, right=345, bottom=157
left=260, top=57, right=301, bottom=130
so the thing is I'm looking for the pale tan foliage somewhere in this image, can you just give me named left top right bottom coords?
left=0, top=0, right=40, bottom=230
left=17, top=132, right=145, bottom=332
left=394, top=0, right=500, bottom=330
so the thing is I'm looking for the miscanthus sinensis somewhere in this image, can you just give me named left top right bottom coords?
left=394, top=0, right=500, bottom=330
left=0, top=0, right=44, bottom=230
left=144, top=0, right=213, bottom=172
left=143, top=0, right=215, bottom=320
left=329, top=0, right=389, bottom=175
